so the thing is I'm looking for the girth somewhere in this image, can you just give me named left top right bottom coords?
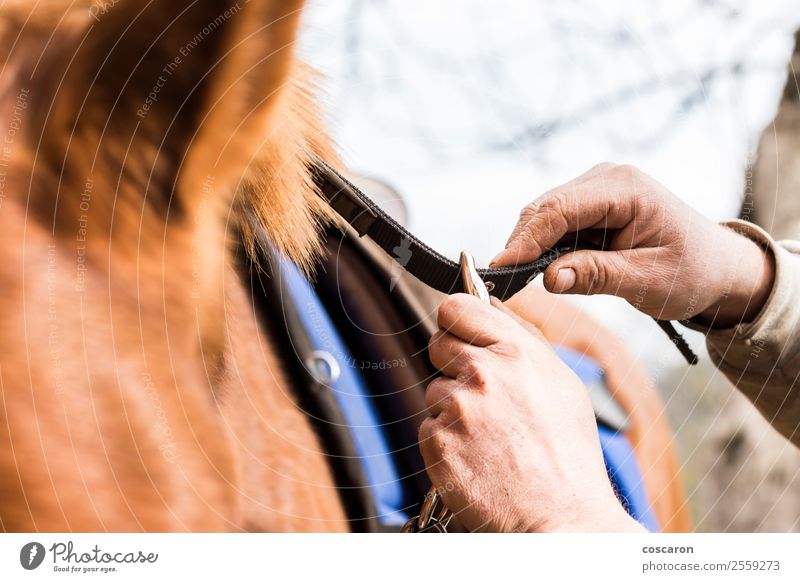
left=311, top=158, right=698, bottom=366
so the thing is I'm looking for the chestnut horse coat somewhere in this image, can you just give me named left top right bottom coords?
left=0, top=0, right=350, bottom=532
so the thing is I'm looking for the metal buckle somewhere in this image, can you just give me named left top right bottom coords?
left=402, top=250, right=491, bottom=533
left=400, top=488, right=453, bottom=533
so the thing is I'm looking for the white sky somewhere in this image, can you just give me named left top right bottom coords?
left=300, top=0, right=800, bottom=369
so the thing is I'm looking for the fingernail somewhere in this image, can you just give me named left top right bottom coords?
left=553, top=268, right=576, bottom=292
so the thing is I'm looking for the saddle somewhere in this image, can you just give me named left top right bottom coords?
left=241, top=168, right=692, bottom=532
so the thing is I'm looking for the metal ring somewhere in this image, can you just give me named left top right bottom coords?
left=484, top=280, right=495, bottom=293
left=305, top=350, right=341, bottom=386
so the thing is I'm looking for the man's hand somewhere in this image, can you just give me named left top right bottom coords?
left=420, top=293, right=644, bottom=532
left=491, top=163, right=774, bottom=327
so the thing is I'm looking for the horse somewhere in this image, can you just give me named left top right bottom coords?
left=0, top=0, right=691, bottom=534
left=0, top=0, right=351, bottom=532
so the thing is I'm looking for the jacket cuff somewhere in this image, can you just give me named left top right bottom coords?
left=683, top=219, right=800, bottom=374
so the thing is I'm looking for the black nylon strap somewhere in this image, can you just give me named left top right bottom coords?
left=312, top=159, right=698, bottom=365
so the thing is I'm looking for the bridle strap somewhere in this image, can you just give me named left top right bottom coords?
left=311, top=159, right=698, bottom=365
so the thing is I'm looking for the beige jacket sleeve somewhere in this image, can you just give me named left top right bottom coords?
left=686, top=219, right=800, bottom=446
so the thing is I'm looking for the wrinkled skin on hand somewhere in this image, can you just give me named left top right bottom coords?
left=419, top=294, right=643, bottom=532
left=491, top=163, right=774, bottom=327
left=420, top=163, right=775, bottom=532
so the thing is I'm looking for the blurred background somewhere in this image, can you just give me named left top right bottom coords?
left=300, top=0, right=800, bottom=531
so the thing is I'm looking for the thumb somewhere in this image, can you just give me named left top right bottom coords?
left=490, top=234, right=544, bottom=268
left=543, top=249, right=641, bottom=297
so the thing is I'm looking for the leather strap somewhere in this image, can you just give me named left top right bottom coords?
left=312, top=159, right=698, bottom=365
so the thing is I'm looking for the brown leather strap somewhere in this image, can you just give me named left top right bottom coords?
left=312, top=158, right=698, bottom=365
